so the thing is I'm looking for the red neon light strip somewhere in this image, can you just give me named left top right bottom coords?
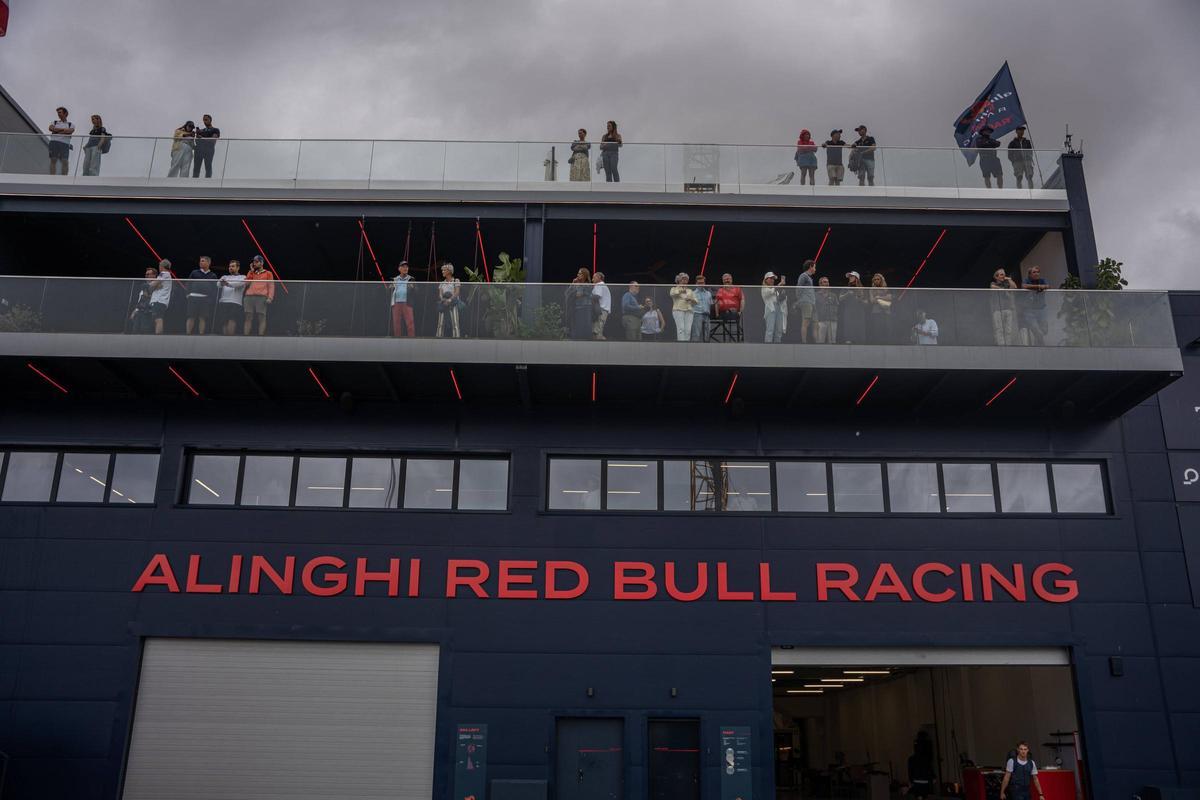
left=26, top=362, right=68, bottom=394
left=902, top=228, right=948, bottom=293
left=168, top=365, right=200, bottom=397
left=449, top=368, right=463, bottom=400
left=855, top=375, right=880, bottom=406
left=475, top=220, right=491, bottom=282
left=307, top=367, right=331, bottom=399
left=812, top=226, right=832, bottom=266
left=240, top=218, right=289, bottom=294
left=124, top=217, right=163, bottom=263
left=357, top=220, right=387, bottom=283
left=699, top=223, right=715, bottom=277
left=723, top=372, right=739, bottom=404
left=592, top=223, right=597, bottom=274
left=591, top=371, right=597, bottom=402
left=985, top=376, right=1018, bottom=407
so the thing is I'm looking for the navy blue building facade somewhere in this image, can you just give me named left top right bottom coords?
left=2, top=313, right=1200, bottom=800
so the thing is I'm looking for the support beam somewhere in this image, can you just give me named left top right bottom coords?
left=1060, top=153, right=1100, bottom=287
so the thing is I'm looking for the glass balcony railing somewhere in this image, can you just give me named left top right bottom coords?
left=0, top=133, right=1066, bottom=199
left=0, top=276, right=1174, bottom=349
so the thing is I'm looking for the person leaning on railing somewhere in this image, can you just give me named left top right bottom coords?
left=81, top=114, right=110, bottom=177
left=620, top=281, right=643, bottom=341
left=690, top=275, right=713, bottom=342
left=1019, top=265, right=1048, bottom=345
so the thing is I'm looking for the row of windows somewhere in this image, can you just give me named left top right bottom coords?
left=547, top=458, right=1110, bottom=515
left=0, top=450, right=160, bottom=504
left=186, top=453, right=510, bottom=510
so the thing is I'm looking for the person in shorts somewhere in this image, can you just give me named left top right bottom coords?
left=47, top=107, right=75, bottom=175
left=243, top=255, right=276, bottom=335
left=216, top=259, right=246, bottom=335
left=149, top=259, right=174, bottom=335
left=976, top=126, right=1004, bottom=188
left=822, top=129, right=848, bottom=186
left=850, top=125, right=876, bottom=186
left=185, top=256, right=219, bottom=334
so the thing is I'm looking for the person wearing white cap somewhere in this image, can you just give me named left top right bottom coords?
left=669, top=272, right=697, bottom=342
left=761, top=272, right=788, bottom=343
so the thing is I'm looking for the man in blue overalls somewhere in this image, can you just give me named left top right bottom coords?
left=1000, top=741, right=1046, bottom=800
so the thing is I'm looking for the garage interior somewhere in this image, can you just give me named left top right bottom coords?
left=772, top=649, right=1084, bottom=800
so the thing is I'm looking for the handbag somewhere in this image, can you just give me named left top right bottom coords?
left=567, top=155, right=576, bottom=165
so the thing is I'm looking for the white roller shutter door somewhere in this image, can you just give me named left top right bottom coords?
left=122, top=639, right=440, bottom=800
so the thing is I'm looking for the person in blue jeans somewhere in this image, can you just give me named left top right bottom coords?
left=600, top=121, right=622, bottom=182
left=1000, top=742, right=1045, bottom=800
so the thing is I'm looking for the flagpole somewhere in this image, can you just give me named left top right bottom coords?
left=1004, top=62, right=1044, bottom=189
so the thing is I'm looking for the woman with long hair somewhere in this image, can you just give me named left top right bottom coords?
left=840, top=271, right=868, bottom=344
left=794, top=129, right=818, bottom=185
left=566, top=267, right=593, bottom=340
left=600, top=120, right=622, bottom=182
left=867, top=272, right=893, bottom=343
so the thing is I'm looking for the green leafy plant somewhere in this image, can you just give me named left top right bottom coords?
left=518, top=301, right=567, bottom=340
left=0, top=303, right=44, bottom=332
left=295, top=318, right=327, bottom=337
left=464, top=252, right=526, bottom=339
left=1057, top=257, right=1130, bottom=346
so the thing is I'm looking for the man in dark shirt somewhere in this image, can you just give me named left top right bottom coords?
left=1019, top=264, right=1049, bottom=345
left=850, top=125, right=876, bottom=186
left=185, top=256, right=220, bottom=334
left=822, top=129, right=848, bottom=186
left=193, top=114, right=221, bottom=178
left=1007, top=125, right=1035, bottom=188
left=976, top=126, right=1003, bottom=189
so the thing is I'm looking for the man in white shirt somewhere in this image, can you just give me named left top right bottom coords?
left=1000, top=742, right=1044, bottom=800
left=591, top=271, right=612, bottom=340
left=47, top=106, right=75, bottom=175
left=216, top=259, right=247, bottom=335
left=913, top=310, right=939, bottom=345
left=149, top=259, right=174, bottom=335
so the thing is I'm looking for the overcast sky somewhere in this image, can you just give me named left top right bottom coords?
left=2, top=0, right=1198, bottom=287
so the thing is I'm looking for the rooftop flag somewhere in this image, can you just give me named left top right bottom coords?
left=0, top=0, right=8, bottom=36
left=954, top=62, right=1027, bottom=163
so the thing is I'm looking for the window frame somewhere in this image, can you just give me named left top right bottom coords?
left=0, top=447, right=160, bottom=507
left=181, top=450, right=511, bottom=512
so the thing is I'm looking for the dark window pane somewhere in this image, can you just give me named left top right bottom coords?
left=548, top=458, right=600, bottom=510
left=295, top=457, right=347, bottom=508
left=188, top=455, right=238, bottom=505
left=997, top=463, right=1051, bottom=513
left=887, top=463, right=940, bottom=513
left=663, top=460, right=699, bottom=511
left=776, top=462, right=829, bottom=512
left=348, top=458, right=401, bottom=508
left=55, top=452, right=110, bottom=503
left=240, top=455, right=294, bottom=507
left=942, top=463, right=995, bottom=512
left=1053, top=463, right=1107, bottom=513
left=606, top=460, right=657, bottom=511
left=458, top=459, right=509, bottom=510
left=2, top=451, right=58, bottom=502
left=109, top=453, right=159, bottom=504
left=723, top=461, right=772, bottom=511
left=832, top=463, right=884, bottom=512
left=404, top=458, right=454, bottom=509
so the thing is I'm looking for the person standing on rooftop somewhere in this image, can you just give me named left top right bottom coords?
left=47, top=106, right=74, bottom=176
left=976, top=125, right=1004, bottom=189
left=569, top=128, right=591, bottom=182
left=822, top=129, right=847, bottom=186
left=850, top=125, right=876, bottom=186
left=81, top=114, right=109, bottom=177
left=168, top=121, right=196, bottom=178
left=600, top=121, right=622, bottom=183
left=1008, top=125, right=1035, bottom=189
left=193, top=114, right=221, bottom=178
left=794, top=129, right=818, bottom=185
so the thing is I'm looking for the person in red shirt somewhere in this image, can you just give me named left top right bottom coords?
left=243, top=255, right=276, bottom=336
left=715, top=273, right=745, bottom=341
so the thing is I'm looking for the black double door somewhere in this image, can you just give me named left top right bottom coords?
left=648, top=719, right=700, bottom=800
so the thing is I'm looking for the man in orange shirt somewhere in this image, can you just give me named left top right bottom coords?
left=243, top=255, right=275, bottom=336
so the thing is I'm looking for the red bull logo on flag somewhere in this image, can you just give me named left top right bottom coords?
left=954, top=62, right=1027, bottom=162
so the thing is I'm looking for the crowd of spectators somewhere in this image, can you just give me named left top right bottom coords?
left=124, top=255, right=1053, bottom=347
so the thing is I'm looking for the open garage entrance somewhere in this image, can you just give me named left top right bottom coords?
left=771, top=648, right=1085, bottom=800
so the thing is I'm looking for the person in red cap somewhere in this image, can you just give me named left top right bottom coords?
left=794, top=129, right=818, bottom=185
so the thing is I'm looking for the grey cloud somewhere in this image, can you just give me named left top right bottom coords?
left=2, top=0, right=1199, bottom=285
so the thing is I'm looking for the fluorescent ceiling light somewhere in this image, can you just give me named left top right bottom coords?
left=844, top=670, right=891, bottom=675
left=194, top=479, right=221, bottom=498
left=786, top=689, right=823, bottom=694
